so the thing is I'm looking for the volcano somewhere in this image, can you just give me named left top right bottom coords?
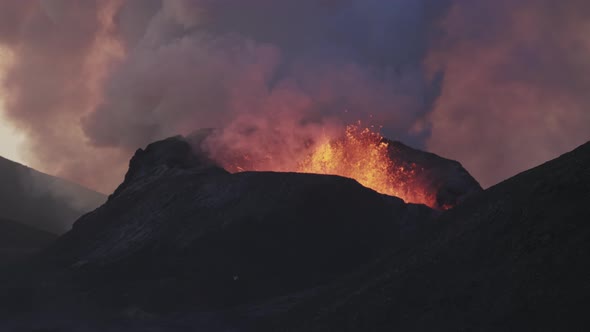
left=264, top=140, right=590, bottom=331
left=0, top=135, right=588, bottom=331
left=195, top=125, right=482, bottom=210
left=32, top=135, right=438, bottom=309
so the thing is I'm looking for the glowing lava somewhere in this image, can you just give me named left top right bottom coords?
left=208, top=123, right=438, bottom=207
left=296, top=125, right=435, bottom=206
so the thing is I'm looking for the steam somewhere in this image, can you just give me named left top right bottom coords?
left=0, top=0, right=588, bottom=193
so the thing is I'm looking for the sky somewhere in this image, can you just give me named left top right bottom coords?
left=0, top=117, right=24, bottom=163
left=0, top=46, right=23, bottom=163
left=0, top=0, right=589, bottom=194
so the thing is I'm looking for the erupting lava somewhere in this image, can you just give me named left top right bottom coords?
left=296, top=125, right=435, bottom=207
left=214, top=124, right=437, bottom=207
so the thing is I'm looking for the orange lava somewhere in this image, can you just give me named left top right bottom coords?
left=296, top=125, right=435, bottom=206
left=216, top=124, right=437, bottom=207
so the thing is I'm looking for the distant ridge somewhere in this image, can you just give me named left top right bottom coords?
left=0, top=155, right=106, bottom=234
left=1, top=139, right=588, bottom=331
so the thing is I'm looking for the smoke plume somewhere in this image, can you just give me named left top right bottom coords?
left=83, top=0, right=448, bottom=160
left=0, top=0, right=588, bottom=192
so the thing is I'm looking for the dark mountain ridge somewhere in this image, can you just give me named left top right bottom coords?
left=383, top=138, right=482, bottom=209
left=263, top=140, right=590, bottom=331
left=0, top=156, right=106, bottom=234
left=40, top=136, right=436, bottom=312
left=1, top=137, right=587, bottom=331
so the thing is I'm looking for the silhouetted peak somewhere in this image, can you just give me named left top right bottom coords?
left=110, top=135, right=225, bottom=199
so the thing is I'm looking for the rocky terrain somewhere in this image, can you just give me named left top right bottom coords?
left=384, top=138, right=482, bottom=209
left=0, top=136, right=587, bottom=331
left=0, top=156, right=106, bottom=234
left=35, top=136, right=437, bottom=310
left=263, top=140, right=590, bottom=331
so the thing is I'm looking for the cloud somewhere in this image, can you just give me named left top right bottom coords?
left=0, top=0, right=450, bottom=193
left=425, top=0, right=590, bottom=187
left=0, top=0, right=128, bottom=192
left=84, top=0, right=448, bottom=148
left=1, top=0, right=587, bottom=193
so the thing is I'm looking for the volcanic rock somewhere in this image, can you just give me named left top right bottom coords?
left=40, top=135, right=435, bottom=313
left=5, top=136, right=586, bottom=331
left=264, top=140, right=590, bottom=331
left=385, top=139, right=482, bottom=209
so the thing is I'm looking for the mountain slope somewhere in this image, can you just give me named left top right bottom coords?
left=0, top=218, right=57, bottom=248
left=39, top=136, right=436, bottom=313
left=2, top=137, right=585, bottom=331
left=0, top=156, right=106, bottom=234
left=0, top=218, right=57, bottom=264
left=385, top=139, right=482, bottom=209
left=266, top=141, right=590, bottom=331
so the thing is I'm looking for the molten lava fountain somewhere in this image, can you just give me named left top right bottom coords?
left=296, top=125, right=434, bottom=207
left=217, top=124, right=436, bottom=208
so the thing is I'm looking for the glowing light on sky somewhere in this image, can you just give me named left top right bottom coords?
left=0, top=119, right=25, bottom=164
left=0, top=94, right=25, bottom=164
left=0, top=46, right=26, bottom=164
